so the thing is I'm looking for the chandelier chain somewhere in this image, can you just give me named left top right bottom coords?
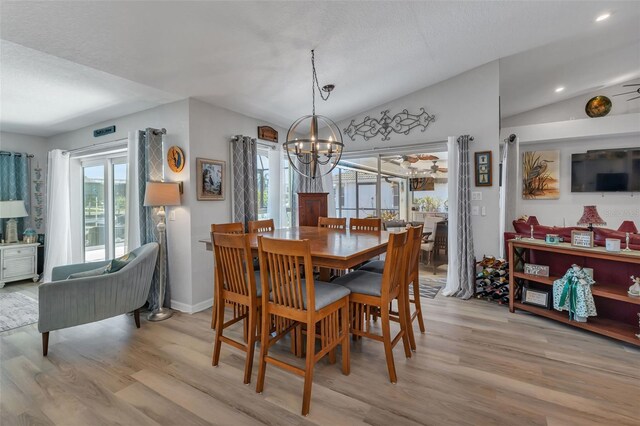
left=311, top=49, right=330, bottom=115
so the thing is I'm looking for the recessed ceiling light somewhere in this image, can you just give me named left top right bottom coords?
left=555, top=87, right=565, bottom=93
left=595, top=13, right=610, bottom=22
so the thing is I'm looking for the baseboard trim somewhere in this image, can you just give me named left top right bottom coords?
left=170, top=298, right=213, bottom=314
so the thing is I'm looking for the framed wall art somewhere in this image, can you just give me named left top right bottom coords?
left=474, top=151, right=492, bottom=187
left=196, top=158, right=225, bottom=201
left=522, top=150, right=560, bottom=199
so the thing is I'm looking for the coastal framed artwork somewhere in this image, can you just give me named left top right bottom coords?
left=474, top=151, right=492, bottom=187
left=522, top=150, right=560, bottom=199
left=196, top=158, right=225, bottom=201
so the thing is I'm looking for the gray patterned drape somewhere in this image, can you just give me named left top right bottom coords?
left=138, top=129, right=170, bottom=310
left=0, top=152, right=30, bottom=237
left=232, top=135, right=258, bottom=230
left=455, top=135, right=475, bottom=299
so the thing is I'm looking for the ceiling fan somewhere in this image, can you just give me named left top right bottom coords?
left=430, top=160, right=448, bottom=175
left=613, top=84, right=640, bottom=101
left=399, top=154, right=439, bottom=169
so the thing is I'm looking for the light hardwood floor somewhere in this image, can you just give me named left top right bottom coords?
left=1, top=276, right=639, bottom=426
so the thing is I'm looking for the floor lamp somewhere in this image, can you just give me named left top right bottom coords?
left=143, top=181, right=181, bottom=321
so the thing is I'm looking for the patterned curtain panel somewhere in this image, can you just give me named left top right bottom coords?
left=291, top=156, right=324, bottom=226
left=0, top=152, right=30, bottom=238
left=232, top=135, right=258, bottom=230
left=138, top=129, right=170, bottom=310
left=455, top=135, right=475, bottom=299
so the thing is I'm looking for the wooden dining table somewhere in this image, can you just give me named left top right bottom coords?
left=200, top=226, right=391, bottom=280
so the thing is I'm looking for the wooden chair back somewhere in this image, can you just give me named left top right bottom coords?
left=249, top=219, right=275, bottom=233
left=349, top=217, right=382, bottom=231
left=257, top=237, right=315, bottom=315
left=406, top=225, right=423, bottom=283
left=318, top=217, right=346, bottom=229
left=380, top=231, right=410, bottom=302
left=211, top=222, right=244, bottom=234
left=212, top=232, right=257, bottom=301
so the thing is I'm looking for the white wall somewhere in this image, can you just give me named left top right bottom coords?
left=502, top=77, right=640, bottom=128
left=0, top=131, right=49, bottom=233
left=515, top=135, right=639, bottom=229
left=337, top=61, right=501, bottom=256
left=46, top=100, right=194, bottom=308
left=187, top=98, right=287, bottom=311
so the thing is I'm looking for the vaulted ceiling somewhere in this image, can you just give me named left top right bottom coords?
left=1, top=1, right=639, bottom=137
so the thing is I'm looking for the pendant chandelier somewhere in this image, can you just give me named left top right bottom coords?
left=284, top=50, right=344, bottom=179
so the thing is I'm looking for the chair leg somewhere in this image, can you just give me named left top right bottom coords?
left=212, top=299, right=225, bottom=367
left=397, top=292, right=412, bottom=358
left=381, top=309, right=397, bottom=384
left=431, top=251, right=437, bottom=275
left=413, top=278, right=426, bottom=333
left=243, top=307, right=258, bottom=384
left=302, top=321, right=316, bottom=416
left=341, top=302, right=350, bottom=376
left=42, top=332, right=49, bottom=356
left=134, top=309, right=141, bottom=328
left=255, top=312, right=271, bottom=394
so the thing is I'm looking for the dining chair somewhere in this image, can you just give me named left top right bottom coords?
left=256, top=236, right=350, bottom=416
left=421, top=216, right=444, bottom=274
left=318, top=216, right=347, bottom=229
left=210, top=223, right=245, bottom=330
left=349, top=217, right=382, bottom=231
left=248, top=218, right=275, bottom=233
left=358, top=225, right=424, bottom=351
left=333, top=231, right=412, bottom=383
left=211, top=232, right=261, bottom=384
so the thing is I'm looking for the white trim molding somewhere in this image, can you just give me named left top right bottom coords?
left=170, top=298, right=213, bottom=314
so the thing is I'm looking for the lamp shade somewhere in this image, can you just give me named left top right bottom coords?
left=0, top=200, right=28, bottom=219
left=577, top=205, right=606, bottom=226
left=144, top=182, right=181, bottom=207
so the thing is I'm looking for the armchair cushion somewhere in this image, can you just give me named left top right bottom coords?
left=52, top=260, right=111, bottom=282
left=105, top=251, right=137, bottom=273
left=67, top=264, right=110, bottom=279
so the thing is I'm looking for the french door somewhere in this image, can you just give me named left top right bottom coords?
left=82, top=155, right=128, bottom=262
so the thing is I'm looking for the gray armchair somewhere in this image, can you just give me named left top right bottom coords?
left=38, top=242, right=159, bottom=355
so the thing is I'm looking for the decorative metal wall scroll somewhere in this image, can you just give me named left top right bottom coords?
left=344, top=108, right=435, bottom=141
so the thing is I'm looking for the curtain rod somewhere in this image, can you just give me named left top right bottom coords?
left=0, top=151, right=34, bottom=158
left=232, top=135, right=277, bottom=150
left=62, top=138, right=127, bottom=155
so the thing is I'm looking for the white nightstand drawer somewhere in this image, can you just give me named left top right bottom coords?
left=3, top=246, right=36, bottom=258
left=3, top=256, right=35, bottom=279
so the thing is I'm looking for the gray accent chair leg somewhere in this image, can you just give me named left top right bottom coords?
left=42, top=332, right=49, bottom=356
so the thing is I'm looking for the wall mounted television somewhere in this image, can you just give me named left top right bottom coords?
left=571, top=148, right=640, bottom=192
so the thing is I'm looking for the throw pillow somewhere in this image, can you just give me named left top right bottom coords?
left=67, top=264, right=110, bottom=279
left=105, top=252, right=137, bottom=274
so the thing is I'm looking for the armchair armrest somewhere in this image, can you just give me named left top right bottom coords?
left=51, top=260, right=111, bottom=281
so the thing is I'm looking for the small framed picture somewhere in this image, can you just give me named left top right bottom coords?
left=522, top=286, right=551, bottom=309
left=196, top=158, right=225, bottom=201
left=571, top=230, right=594, bottom=248
left=524, top=263, right=550, bottom=277
left=474, top=151, right=492, bottom=187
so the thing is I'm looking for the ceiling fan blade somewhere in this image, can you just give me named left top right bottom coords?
left=622, top=84, right=640, bottom=86
left=626, top=95, right=640, bottom=101
left=418, top=154, right=439, bottom=161
left=612, top=91, right=638, bottom=96
left=439, top=168, right=448, bottom=172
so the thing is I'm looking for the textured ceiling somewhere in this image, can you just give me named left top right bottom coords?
left=1, top=1, right=639, bottom=137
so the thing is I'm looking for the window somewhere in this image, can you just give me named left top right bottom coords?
left=81, top=153, right=127, bottom=261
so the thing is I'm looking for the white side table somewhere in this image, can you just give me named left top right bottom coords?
left=0, top=242, right=40, bottom=288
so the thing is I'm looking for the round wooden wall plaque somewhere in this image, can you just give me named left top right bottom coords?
left=167, top=146, right=185, bottom=173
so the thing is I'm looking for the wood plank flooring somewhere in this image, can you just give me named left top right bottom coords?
left=1, top=277, right=639, bottom=425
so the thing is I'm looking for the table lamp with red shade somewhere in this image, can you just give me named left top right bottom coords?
left=577, top=205, right=606, bottom=231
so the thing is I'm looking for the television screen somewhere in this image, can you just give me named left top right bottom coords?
left=571, top=149, right=640, bottom=192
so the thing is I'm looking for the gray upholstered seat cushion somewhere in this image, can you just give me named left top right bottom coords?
left=357, top=260, right=385, bottom=274
left=285, top=279, right=350, bottom=310
left=333, top=270, right=383, bottom=297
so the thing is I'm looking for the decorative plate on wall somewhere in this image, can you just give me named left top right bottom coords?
left=167, top=146, right=185, bottom=173
left=585, top=96, right=612, bottom=118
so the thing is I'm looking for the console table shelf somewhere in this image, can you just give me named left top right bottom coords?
left=508, top=239, right=640, bottom=347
